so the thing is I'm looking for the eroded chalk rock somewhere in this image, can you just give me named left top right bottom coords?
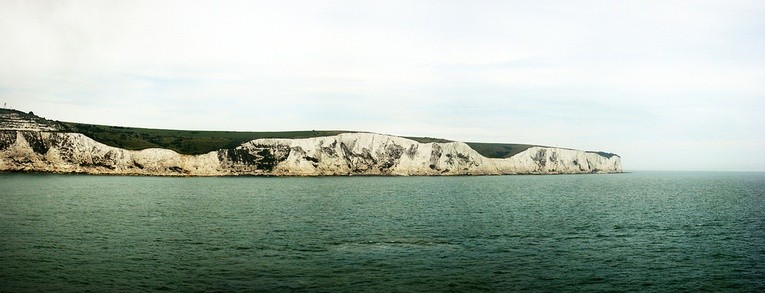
left=0, top=130, right=622, bottom=176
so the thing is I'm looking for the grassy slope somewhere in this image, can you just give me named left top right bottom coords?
left=58, top=122, right=350, bottom=155
left=55, top=122, right=536, bottom=158
left=3, top=109, right=623, bottom=159
left=1, top=108, right=542, bottom=158
left=463, top=142, right=538, bottom=159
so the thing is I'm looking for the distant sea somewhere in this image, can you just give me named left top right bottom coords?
left=1, top=172, right=763, bottom=291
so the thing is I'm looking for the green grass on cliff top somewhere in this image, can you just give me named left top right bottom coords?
left=58, top=122, right=536, bottom=158
left=1, top=108, right=563, bottom=158
left=58, top=122, right=351, bottom=155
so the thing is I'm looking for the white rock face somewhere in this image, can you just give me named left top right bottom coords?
left=0, top=130, right=622, bottom=176
left=0, top=110, right=61, bottom=131
left=0, top=131, right=219, bottom=176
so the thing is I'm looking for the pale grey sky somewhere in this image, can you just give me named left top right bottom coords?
left=1, top=0, right=764, bottom=171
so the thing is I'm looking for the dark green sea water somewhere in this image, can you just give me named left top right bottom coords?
left=1, top=172, right=764, bottom=292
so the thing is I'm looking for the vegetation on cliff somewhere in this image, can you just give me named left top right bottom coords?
left=1, top=108, right=590, bottom=159
left=58, top=122, right=349, bottom=155
left=58, top=122, right=541, bottom=158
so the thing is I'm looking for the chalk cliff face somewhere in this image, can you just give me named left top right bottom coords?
left=0, top=130, right=622, bottom=176
left=0, top=108, right=621, bottom=176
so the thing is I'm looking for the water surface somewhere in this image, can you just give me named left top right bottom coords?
left=1, top=172, right=764, bottom=291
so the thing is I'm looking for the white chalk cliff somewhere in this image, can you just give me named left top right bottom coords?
left=0, top=111, right=621, bottom=176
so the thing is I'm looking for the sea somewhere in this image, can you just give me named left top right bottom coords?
left=1, top=171, right=763, bottom=292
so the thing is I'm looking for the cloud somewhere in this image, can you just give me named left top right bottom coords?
left=1, top=0, right=764, bottom=170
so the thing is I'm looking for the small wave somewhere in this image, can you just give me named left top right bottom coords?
left=373, top=238, right=454, bottom=246
left=331, top=238, right=460, bottom=253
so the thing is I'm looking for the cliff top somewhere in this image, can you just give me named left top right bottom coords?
left=0, top=108, right=62, bottom=131
left=0, top=108, right=617, bottom=159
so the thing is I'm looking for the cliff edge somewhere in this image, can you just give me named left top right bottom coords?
left=0, top=109, right=622, bottom=176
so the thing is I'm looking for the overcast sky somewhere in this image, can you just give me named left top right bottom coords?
left=1, top=0, right=764, bottom=171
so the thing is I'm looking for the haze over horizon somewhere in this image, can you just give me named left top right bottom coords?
left=1, top=0, right=764, bottom=171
